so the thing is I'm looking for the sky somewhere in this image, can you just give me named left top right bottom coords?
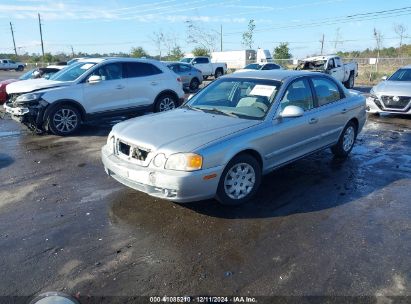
left=0, top=0, right=411, bottom=58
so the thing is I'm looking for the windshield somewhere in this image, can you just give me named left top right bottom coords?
left=244, top=64, right=262, bottom=70
left=186, top=78, right=281, bottom=120
left=180, top=58, right=193, bottom=63
left=50, top=62, right=96, bottom=81
left=19, top=69, right=36, bottom=80
left=388, top=68, right=411, bottom=81
left=296, top=60, right=327, bottom=70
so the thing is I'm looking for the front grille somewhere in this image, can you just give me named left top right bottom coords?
left=381, top=95, right=411, bottom=110
left=117, top=140, right=150, bottom=162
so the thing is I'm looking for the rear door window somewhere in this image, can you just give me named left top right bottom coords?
left=312, top=77, right=342, bottom=106
left=125, top=62, right=163, bottom=78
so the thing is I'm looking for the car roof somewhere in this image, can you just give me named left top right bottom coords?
left=77, top=57, right=161, bottom=65
left=224, top=70, right=318, bottom=81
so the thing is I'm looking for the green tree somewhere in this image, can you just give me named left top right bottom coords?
left=242, top=19, right=255, bottom=49
left=273, top=43, right=292, bottom=59
left=192, top=47, right=209, bottom=57
left=168, top=46, right=184, bottom=61
left=130, top=47, right=148, bottom=58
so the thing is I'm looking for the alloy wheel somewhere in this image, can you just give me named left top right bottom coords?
left=53, top=108, right=78, bottom=133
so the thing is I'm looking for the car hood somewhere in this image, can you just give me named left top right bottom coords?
left=112, top=108, right=261, bottom=154
left=6, top=78, right=70, bottom=94
left=0, top=79, right=18, bottom=86
left=373, top=80, right=411, bottom=96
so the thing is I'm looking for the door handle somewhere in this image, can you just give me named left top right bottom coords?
left=341, top=108, right=348, bottom=114
left=309, top=117, right=318, bottom=124
left=116, top=85, right=125, bottom=90
left=151, top=81, right=158, bottom=85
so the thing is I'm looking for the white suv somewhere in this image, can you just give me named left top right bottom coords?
left=4, top=57, right=185, bottom=135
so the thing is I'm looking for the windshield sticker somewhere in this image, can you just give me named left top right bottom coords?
left=80, top=63, right=94, bottom=70
left=249, top=85, right=277, bottom=97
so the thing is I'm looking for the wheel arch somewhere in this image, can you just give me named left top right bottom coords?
left=225, top=149, right=264, bottom=172
left=43, top=99, right=86, bottom=122
left=154, top=90, right=180, bottom=108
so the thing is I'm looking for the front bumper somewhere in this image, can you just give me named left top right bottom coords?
left=3, top=99, right=48, bottom=128
left=101, top=145, right=223, bottom=203
left=366, top=96, right=411, bottom=115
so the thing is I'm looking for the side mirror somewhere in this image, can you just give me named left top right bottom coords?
left=88, top=75, right=102, bottom=84
left=280, top=105, right=304, bottom=118
left=381, top=76, right=387, bottom=81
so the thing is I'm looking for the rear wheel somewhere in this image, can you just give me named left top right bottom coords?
left=154, top=93, right=178, bottom=112
left=331, top=121, right=357, bottom=158
left=344, top=73, right=354, bottom=89
left=189, top=78, right=200, bottom=91
left=48, top=104, right=81, bottom=136
left=215, top=68, right=223, bottom=79
left=16, top=65, right=24, bottom=71
left=216, top=154, right=261, bottom=206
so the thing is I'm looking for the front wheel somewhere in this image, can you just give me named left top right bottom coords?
left=47, top=104, right=81, bottom=136
left=154, top=93, right=178, bottom=112
left=216, top=154, right=261, bottom=206
left=331, top=121, right=357, bottom=158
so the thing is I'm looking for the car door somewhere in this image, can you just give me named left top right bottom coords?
left=333, top=57, right=345, bottom=81
left=82, top=62, right=130, bottom=114
left=193, top=57, right=212, bottom=76
left=328, top=58, right=344, bottom=82
left=264, top=77, right=324, bottom=169
left=309, top=76, right=351, bottom=145
left=125, top=61, right=165, bottom=107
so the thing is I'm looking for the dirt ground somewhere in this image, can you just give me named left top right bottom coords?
left=0, top=71, right=410, bottom=303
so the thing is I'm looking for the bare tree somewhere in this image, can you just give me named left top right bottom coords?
left=151, top=31, right=165, bottom=60
left=163, top=32, right=179, bottom=57
left=242, top=19, right=255, bottom=49
left=186, top=20, right=218, bottom=54
left=394, top=23, right=407, bottom=57
left=373, top=28, right=383, bottom=73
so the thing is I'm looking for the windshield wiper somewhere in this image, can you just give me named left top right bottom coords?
left=183, top=104, right=204, bottom=112
left=200, top=107, right=239, bottom=117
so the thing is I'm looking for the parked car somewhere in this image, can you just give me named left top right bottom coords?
left=235, top=62, right=283, bottom=73
left=367, top=65, right=411, bottom=115
left=164, top=61, right=203, bottom=91
left=102, top=70, right=366, bottom=205
left=211, top=49, right=273, bottom=69
left=296, top=55, right=358, bottom=88
left=4, top=57, right=185, bottom=135
left=0, top=66, right=64, bottom=104
left=0, top=59, right=25, bottom=71
left=180, top=56, right=227, bottom=79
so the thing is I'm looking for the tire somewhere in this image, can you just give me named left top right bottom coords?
left=16, top=65, right=24, bottom=71
left=154, top=93, right=178, bottom=112
left=344, top=73, right=354, bottom=89
left=214, top=68, right=223, bottom=79
left=189, top=78, right=200, bottom=91
left=47, top=104, right=81, bottom=136
left=216, top=154, right=261, bottom=206
left=331, top=121, right=357, bottom=158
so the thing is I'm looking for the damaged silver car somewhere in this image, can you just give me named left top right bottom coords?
left=367, top=65, right=411, bottom=115
left=102, top=70, right=366, bottom=205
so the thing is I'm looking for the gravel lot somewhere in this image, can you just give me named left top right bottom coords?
left=0, top=71, right=410, bottom=303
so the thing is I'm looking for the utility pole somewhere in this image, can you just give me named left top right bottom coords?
left=9, top=22, right=17, bottom=56
left=220, top=24, right=223, bottom=51
left=38, top=13, right=45, bottom=59
left=320, top=34, right=325, bottom=55
left=70, top=45, right=75, bottom=57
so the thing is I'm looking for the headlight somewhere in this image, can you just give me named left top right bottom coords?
left=152, top=153, right=167, bottom=168
left=16, top=93, right=43, bottom=102
left=106, top=132, right=115, bottom=153
left=165, top=153, right=203, bottom=171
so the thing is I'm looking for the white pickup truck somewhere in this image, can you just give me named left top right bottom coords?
left=296, top=55, right=358, bottom=88
left=180, top=56, right=227, bottom=80
left=0, top=59, right=25, bottom=71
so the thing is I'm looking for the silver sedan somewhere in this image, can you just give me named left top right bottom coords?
left=102, top=70, right=366, bottom=205
left=367, top=65, right=411, bottom=115
left=164, top=61, right=203, bottom=92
